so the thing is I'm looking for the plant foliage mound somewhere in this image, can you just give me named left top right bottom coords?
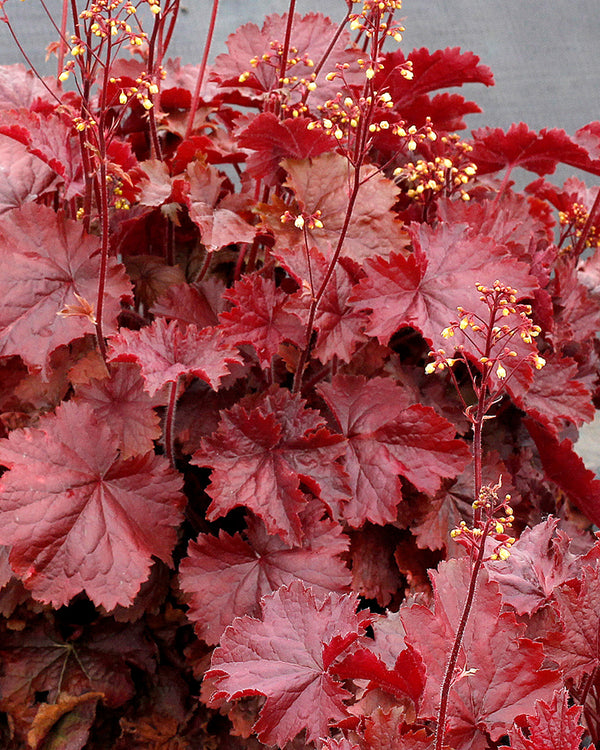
left=1, top=0, right=600, bottom=748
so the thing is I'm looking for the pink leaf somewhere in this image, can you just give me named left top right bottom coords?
left=0, top=204, right=131, bottom=377
left=206, top=581, right=370, bottom=745
left=0, top=401, right=184, bottom=609
left=108, top=317, right=241, bottom=395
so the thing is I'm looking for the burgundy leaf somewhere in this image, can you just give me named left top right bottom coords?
left=187, top=161, right=257, bottom=250
left=505, top=689, right=587, bottom=750
left=317, top=375, right=470, bottom=526
left=180, top=504, right=350, bottom=644
left=219, top=275, right=305, bottom=368
left=238, top=112, right=336, bottom=184
left=509, top=354, right=595, bottom=435
left=401, top=559, right=561, bottom=749
left=151, top=278, right=227, bottom=327
left=332, top=645, right=425, bottom=708
left=543, top=564, right=600, bottom=681
left=526, top=419, right=600, bottom=527
left=192, top=386, right=349, bottom=544
left=485, top=517, right=581, bottom=616
left=261, top=152, right=409, bottom=265
left=284, top=249, right=369, bottom=364
left=350, top=222, right=538, bottom=350
left=470, top=123, right=599, bottom=177
left=0, top=108, right=84, bottom=198
left=73, top=363, right=162, bottom=460
left=381, top=46, right=494, bottom=113
left=0, top=135, right=58, bottom=213
left=0, top=64, right=59, bottom=109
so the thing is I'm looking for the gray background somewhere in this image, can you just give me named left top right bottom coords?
left=0, top=1, right=599, bottom=135
left=1, top=0, right=600, bottom=469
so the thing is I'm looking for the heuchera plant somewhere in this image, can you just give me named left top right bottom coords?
left=2, top=0, right=600, bottom=747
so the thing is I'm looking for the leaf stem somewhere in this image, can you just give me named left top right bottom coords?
left=164, top=377, right=179, bottom=468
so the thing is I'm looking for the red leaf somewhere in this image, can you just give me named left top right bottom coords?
left=470, top=123, right=599, bottom=177
left=506, top=689, right=588, bottom=750
left=550, top=256, right=600, bottom=347
left=206, top=581, right=370, bottom=745
left=0, top=400, right=184, bottom=609
left=349, top=524, right=403, bottom=606
left=151, top=278, right=226, bottom=327
left=509, top=354, right=595, bottom=436
left=0, top=64, right=59, bottom=110
left=73, top=363, right=162, bottom=460
left=180, top=503, right=351, bottom=645
left=332, top=645, right=425, bottom=708
left=350, top=222, right=538, bottom=350
left=211, top=13, right=359, bottom=107
left=108, top=317, right=241, bottom=396
left=284, top=250, right=369, bottom=364
left=381, top=46, right=494, bottom=113
left=321, top=738, right=361, bottom=750
left=317, top=375, right=471, bottom=526
left=192, top=386, right=349, bottom=543
left=401, top=559, right=561, bottom=748
left=0, top=108, right=84, bottom=198
left=0, top=135, right=58, bottom=214
left=0, top=618, right=156, bottom=740
left=219, top=275, right=305, bottom=368
left=485, top=517, right=581, bottom=616
left=543, top=564, right=600, bottom=681
left=363, top=710, right=432, bottom=750
left=238, top=112, right=336, bottom=184
left=187, top=161, right=257, bottom=250
left=526, top=419, right=600, bottom=527
left=0, top=204, right=132, bottom=377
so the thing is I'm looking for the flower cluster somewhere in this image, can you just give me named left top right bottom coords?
left=280, top=209, right=324, bottom=230
left=237, top=41, right=318, bottom=116
left=115, top=69, right=162, bottom=111
left=559, top=200, right=600, bottom=250
left=426, top=281, right=545, bottom=388
left=349, top=0, right=405, bottom=43
left=450, top=478, right=516, bottom=561
left=394, top=135, right=478, bottom=202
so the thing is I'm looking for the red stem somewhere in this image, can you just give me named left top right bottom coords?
left=146, top=13, right=164, bottom=160
left=278, top=0, right=296, bottom=86
left=57, top=0, right=69, bottom=81
left=164, top=378, right=179, bottom=468
left=434, top=517, right=493, bottom=750
left=184, top=0, right=219, bottom=140
left=292, top=163, right=362, bottom=393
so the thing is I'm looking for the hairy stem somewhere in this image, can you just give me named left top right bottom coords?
left=434, top=517, right=492, bottom=750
